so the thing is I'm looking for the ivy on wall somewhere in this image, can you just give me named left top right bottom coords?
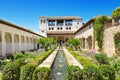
left=114, top=32, right=120, bottom=56
left=94, top=16, right=109, bottom=51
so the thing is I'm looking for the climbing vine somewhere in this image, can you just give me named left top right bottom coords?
left=87, top=36, right=92, bottom=49
left=114, top=32, right=120, bottom=56
left=94, top=15, right=109, bottom=51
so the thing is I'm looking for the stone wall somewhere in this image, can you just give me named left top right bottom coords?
left=103, top=24, right=120, bottom=57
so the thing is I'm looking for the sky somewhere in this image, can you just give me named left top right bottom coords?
left=0, top=0, right=120, bottom=33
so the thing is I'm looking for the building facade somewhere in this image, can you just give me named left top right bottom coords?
left=0, top=19, right=43, bottom=57
left=39, top=16, right=83, bottom=40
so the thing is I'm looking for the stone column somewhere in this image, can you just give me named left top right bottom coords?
left=24, top=36, right=26, bottom=51
left=112, top=19, right=115, bottom=25
left=12, top=33, right=14, bottom=54
left=85, top=38, right=87, bottom=49
left=55, top=20, right=57, bottom=26
left=2, top=31, right=5, bottom=56
left=19, top=35, right=21, bottom=52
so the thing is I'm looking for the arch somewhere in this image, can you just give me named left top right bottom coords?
left=14, top=34, right=19, bottom=43
left=0, top=31, right=1, bottom=42
left=30, top=37, right=33, bottom=43
left=21, top=36, right=24, bottom=43
left=26, top=37, right=29, bottom=43
left=5, top=33, right=12, bottom=43
left=5, top=32, right=12, bottom=54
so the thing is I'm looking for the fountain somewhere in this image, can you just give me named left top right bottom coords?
left=51, top=50, right=68, bottom=80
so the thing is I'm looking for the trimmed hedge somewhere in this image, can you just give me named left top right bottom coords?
left=20, top=49, right=53, bottom=80
left=67, top=65, right=83, bottom=80
left=95, top=53, right=109, bottom=65
left=97, top=64, right=115, bottom=80
left=2, top=62, right=20, bottom=80
left=83, top=64, right=98, bottom=80
left=32, top=67, right=51, bottom=80
left=20, top=64, right=35, bottom=80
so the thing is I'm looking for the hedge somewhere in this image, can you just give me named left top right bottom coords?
left=67, top=65, right=83, bottom=80
left=20, top=49, right=53, bottom=80
left=83, top=64, right=98, bottom=80
left=97, top=64, right=115, bottom=80
left=32, top=67, right=51, bottom=80
left=20, top=64, right=35, bottom=80
left=2, top=62, right=20, bottom=80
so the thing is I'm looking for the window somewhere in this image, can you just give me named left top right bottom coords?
left=89, top=25, right=92, bottom=29
left=61, top=27, right=62, bottom=30
left=49, top=28, right=51, bottom=30
left=41, top=20, right=42, bottom=23
left=52, top=27, right=54, bottom=30
left=57, top=27, right=59, bottom=30
left=77, top=23, right=79, bottom=25
left=69, top=27, right=71, bottom=30
left=57, top=20, right=64, bottom=26
left=48, top=20, right=55, bottom=26
left=65, top=20, right=72, bottom=26
left=42, top=30, right=44, bottom=33
left=66, top=27, right=68, bottom=30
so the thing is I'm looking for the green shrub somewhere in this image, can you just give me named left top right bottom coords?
left=113, top=60, right=120, bottom=80
left=20, top=64, right=35, bottom=80
left=67, top=65, right=83, bottom=80
left=15, top=57, right=26, bottom=66
left=32, top=67, right=51, bottom=80
left=83, top=64, right=98, bottom=80
left=2, top=62, right=20, bottom=80
left=14, top=52, right=24, bottom=59
left=24, top=53, right=36, bottom=59
left=97, top=64, right=115, bottom=80
left=95, top=53, right=109, bottom=65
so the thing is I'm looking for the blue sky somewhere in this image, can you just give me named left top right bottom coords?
left=0, top=0, right=119, bottom=33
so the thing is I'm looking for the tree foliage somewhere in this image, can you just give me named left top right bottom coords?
left=38, top=37, right=55, bottom=51
left=94, top=15, right=109, bottom=51
left=112, top=7, right=120, bottom=19
left=67, top=38, right=80, bottom=50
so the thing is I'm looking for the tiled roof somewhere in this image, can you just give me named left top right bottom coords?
left=0, top=19, right=44, bottom=37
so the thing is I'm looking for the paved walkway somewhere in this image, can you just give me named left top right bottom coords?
left=63, top=47, right=83, bottom=69
left=38, top=47, right=83, bottom=69
left=38, top=49, right=58, bottom=68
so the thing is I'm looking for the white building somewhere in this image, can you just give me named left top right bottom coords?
left=39, top=16, right=82, bottom=37
left=0, top=19, right=44, bottom=57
